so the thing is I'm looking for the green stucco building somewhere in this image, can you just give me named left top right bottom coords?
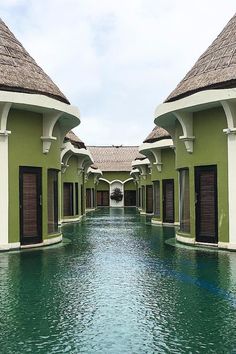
left=154, top=13, right=236, bottom=250
left=0, top=19, right=80, bottom=250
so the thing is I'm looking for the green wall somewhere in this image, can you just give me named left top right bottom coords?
left=136, top=165, right=152, bottom=213
left=61, top=155, right=84, bottom=219
left=151, top=148, right=179, bottom=223
left=97, top=180, right=109, bottom=191
left=8, top=109, right=62, bottom=243
left=102, top=171, right=132, bottom=182
left=175, top=106, right=228, bottom=243
left=97, top=171, right=136, bottom=191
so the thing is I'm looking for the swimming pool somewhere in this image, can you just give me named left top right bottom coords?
left=1, top=208, right=236, bottom=353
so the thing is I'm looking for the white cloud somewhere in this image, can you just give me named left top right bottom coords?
left=0, top=0, right=235, bottom=144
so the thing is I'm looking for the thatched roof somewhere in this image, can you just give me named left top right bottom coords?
left=166, top=13, right=236, bottom=102
left=143, top=126, right=171, bottom=143
left=0, top=19, right=69, bottom=104
left=88, top=146, right=139, bottom=171
left=65, top=131, right=86, bottom=149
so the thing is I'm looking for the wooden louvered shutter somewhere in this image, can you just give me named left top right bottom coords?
left=97, top=191, right=102, bottom=206
left=23, top=173, right=38, bottom=236
left=153, top=181, right=160, bottom=217
left=86, top=189, right=91, bottom=208
left=146, top=185, right=153, bottom=213
left=20, top=167, right=42, bottom=245
left=102, top=191, right=109, bottom=206
left=195, top=166, right=218, bottom=243
left=63, top=183, right=73, bottom=216
left=163, top=179, right=174, bottom=223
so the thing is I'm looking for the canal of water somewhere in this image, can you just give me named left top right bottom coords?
left=1, top=208, right=236, bottom=353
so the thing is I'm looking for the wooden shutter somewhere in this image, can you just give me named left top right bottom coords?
left=195, top=166, right=218, bottom=243
left=47, top=169, right=58, bottom=234
left=23, top=173, right=38, bottom=236
left=146, top=185, right=153, bottom=213
left=102, top=191, right=109, bottom=206
left=163, top=179, right=174, bottom=223
left=124, top=191, right=136, bottom=206
left=153, top=181, right=160, bottom=217
left=75, top=183, right=79, bottom=215
left=97, top=191, right=102, bottom=206
left=63, top=183, right=73, bottom=216
left=20, top=167, right=42, bottom=245
left=86, top=189, right=91, bottom=208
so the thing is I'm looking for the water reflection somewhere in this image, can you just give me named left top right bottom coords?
left=0, top=208, right=236, bottom=353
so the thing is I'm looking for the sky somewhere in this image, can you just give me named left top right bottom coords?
left=0, top=1, right=235, bottom=145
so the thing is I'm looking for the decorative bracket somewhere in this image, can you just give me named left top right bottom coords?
left=221, top=100, right=236, bottom=134
left=173, top=111, right=195, bottom=153
left=0, top=102, right=12, bottom=137
left=41, top=111, right=62, bottom=154
left=78, top=167, right=84, bottom=176
left=61, top=162, right=69, bottom=174
left=151, top=149, right=163, bottom=172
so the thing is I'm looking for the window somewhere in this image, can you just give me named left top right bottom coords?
left=153, top=181, right=160, bottom=217
left=75, top=183, right=79, bottom=215
left=179, top=169, right=190, bottom=233
left=142, top=186, right=145, bottom=210
left=63, top=182, right=74, bottom=216
left=48, top=169, right=59, bottom=234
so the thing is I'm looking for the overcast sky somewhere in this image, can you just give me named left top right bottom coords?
left=0, top=1, right=235, bottom=145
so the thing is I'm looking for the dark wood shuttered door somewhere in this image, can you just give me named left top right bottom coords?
left=86, top=189, right=92, bottom=208
left=124, top=191, right=136, bottom=206
left=92, top=188, right=95, bottom=208
left=97, top=191, right=109, bottom=206
left=163, top=179, right=174, bottom=223
left=63, top=183, right=74, bottom=216
left=195, top=166, right=218, bottom=243
left=20, top=167, right=42, bottom=245
left=146, top=185, right=153, bottom=213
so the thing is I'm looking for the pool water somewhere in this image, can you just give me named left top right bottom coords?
left=1, top=208, right=236, bottom=353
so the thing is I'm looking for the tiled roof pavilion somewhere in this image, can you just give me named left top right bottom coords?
left=88, top=146, right=142, bottom=172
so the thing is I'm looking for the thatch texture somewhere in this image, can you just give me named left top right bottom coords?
left=0, top=19, right=69, bottom=104
left=88, top=146, right=139, bottom=171
left=143, top=126, right=171, bottom=143
left=65, top=131, right=86, bottom=149
left=166, top=13, right=236, bottom=102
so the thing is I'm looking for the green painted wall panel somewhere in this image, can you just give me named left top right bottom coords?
left=8, top=109, right=62, bottom=243
left=175, top=107, right=228, bottom=243
left=61, top=155, right=84, bottom=218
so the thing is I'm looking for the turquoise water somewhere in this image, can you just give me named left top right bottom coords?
left=1, top=208, right=236, bottom=353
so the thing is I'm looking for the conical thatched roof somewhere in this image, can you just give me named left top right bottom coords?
left=143, top=126, right=171, bottom=143
left=0, top=19, right=69, bottom=104
left=166, top=13, right=236, bottom=102
left=65, top=131, right=86, bottom=149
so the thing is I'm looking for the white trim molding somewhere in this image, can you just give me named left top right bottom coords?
left=61, top=142, right=93, bottom=173
left=221, top=99, right=236, bottom=247
left=151, top=219, right=162, bottom=225
left=176, top=233, right=195, bottom=245
left=61, top=216, right=83, bottom=224
left=139, top=139, right=174, bottom=172
left=21, top=235, right=62, bottom=249
left=0, top=91, right=80, bottom=154
left=0, top=103, right=11, bottom=248
left=0, top=242, right=20, bottom=251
